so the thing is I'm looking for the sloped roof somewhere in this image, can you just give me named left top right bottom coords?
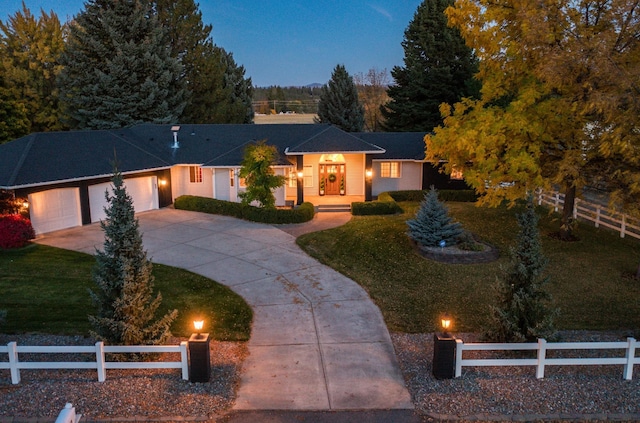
left=0, top=124, right=425, bottom=189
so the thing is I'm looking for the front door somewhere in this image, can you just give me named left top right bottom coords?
left=319, top=163, right=346, bottom=195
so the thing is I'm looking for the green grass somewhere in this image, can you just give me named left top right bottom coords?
left=297, top=202, right=640, bottom=334
left=0, top=244, right=252, bottom=341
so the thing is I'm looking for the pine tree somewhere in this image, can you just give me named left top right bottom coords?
left=89, top=169, right=177, bottom=348
left=238, top=140, right=286, bottom=209
left=407, top=186, right=463, bottom=248
left=382, top=0, right=479, bottom=132
left=0, top=86, right=29, bottom=144
left=315, top=64, right=364, bottom=132
left=0, top=4, right=66, bottom=133
left=58, top=0, right=186, bottom=129
left=153, top=0, right=253, bottom=124
left=485, top=197, right=557, bottom=342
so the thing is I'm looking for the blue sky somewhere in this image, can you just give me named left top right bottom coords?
left=0, top=0, right=422, bottom=87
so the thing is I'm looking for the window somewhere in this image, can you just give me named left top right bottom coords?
left=450, top=166, right=464, bottom=180
left=303, top=165, right=313, bottom=187
left=189, top=166, right=203, bottom=183
left=288, top=170, right=297, bottom=188
left=230, top=169, right=235, bottom=187
left=380, top=162, right=400, bottom=178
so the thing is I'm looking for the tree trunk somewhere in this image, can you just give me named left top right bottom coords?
left=559, top=183, right=576, bottom=241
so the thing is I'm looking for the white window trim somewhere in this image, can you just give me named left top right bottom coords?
left=380, top=161, right=401, bottom=178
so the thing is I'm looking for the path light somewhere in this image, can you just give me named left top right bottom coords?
left=188, top=317, right=210, bottom=383
left=433, top=312, right=456, bottom=380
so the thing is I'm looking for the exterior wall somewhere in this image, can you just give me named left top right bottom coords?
left=171, top=166, right=214, bottom=201
left=372, top=161, right=423, bottom=196
left=300, top=153, right=365, bottom=197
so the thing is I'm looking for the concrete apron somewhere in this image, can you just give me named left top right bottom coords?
left=35, top=208, right=413, bottom=411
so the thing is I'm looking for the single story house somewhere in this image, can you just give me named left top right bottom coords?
left=0, top=123, right=467, bottom=235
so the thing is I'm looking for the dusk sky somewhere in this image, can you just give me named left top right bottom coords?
left=0, top=0, right=422, bottom=87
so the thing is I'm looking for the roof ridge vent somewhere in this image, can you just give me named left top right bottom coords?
left=171, top=125, right=180, bottom=149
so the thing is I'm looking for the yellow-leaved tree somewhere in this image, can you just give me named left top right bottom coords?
left=427, top=0, right=640, bottom=243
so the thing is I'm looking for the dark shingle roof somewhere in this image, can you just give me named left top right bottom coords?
left=0, top=124, right=424, bottom=189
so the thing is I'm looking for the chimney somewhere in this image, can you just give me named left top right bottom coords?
left=171, top=125, right=180, bottom=148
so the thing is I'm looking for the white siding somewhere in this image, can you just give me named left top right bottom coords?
left=171, top=166, right=213, bottom=200
left=372, top=161, right=423, bottom=196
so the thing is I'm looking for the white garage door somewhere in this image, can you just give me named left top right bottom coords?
left=29, top=188, right=82, bottom=235
left=89, top=176, right=159, bottom=222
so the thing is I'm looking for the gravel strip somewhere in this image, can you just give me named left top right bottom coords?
left=391, top=331, right=640, bottom=421
left=0, top=334, right=247, bottom=421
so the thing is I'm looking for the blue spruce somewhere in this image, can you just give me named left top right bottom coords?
left=407, top=187, right=463, bottom=248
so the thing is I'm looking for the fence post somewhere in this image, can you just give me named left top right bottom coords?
left=595, top=206, right=601, bottom=228
left=96, top=341, right=106, bottom=382
left=455, top=339, right=463, bottom=378
left=180, top=341, right=189, bottom=380
left=621, top=215, right=626, bottom=238
left=624, top=338, right=636, bottom=381
left=573, top=198, right=579, bottom=219
left=536, top=339, right=547, bottom=379
left=8, top=342, right=20, bottom=384
left=554, top=193, right=560, bottom=212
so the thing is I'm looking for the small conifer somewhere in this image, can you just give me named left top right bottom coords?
left=407, top=186, right=463, bottom=248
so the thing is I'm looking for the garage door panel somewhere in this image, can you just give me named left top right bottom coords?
left=89, top=176, right=158, bottom=223
left=29, top=188, right=82, bottom=235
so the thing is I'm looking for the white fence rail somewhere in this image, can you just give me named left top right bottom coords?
left=455, top=337, right=638, bottom=380
left=55, top=403, right=81, bottom=423
left=0, top=341, right=189, bottom=384
left=537, top=190, right=640, bottom=240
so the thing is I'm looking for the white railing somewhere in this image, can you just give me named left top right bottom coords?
left=0, top=341, right=188, bottom=384
left=55, top=403, right=81, bottom=423
left=537, top=190, right=640, bottom=239
left=455, top=337, right=638, bottom=380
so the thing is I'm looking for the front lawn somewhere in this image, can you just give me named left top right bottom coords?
left=0, top=244, right=252, bottom=341
left=297, top=202, right=640, bottom=333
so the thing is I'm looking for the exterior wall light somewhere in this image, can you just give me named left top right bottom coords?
left=297, top=171, right=304, bottom=179
left=365, top=169, right=373, bottom=179
left=159, top=178, right=168, bottom=187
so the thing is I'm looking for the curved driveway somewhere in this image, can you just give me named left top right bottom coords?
left=35, top=208, right=412, bottom=411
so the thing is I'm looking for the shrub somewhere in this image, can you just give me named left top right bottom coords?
left=0, top=214, right=35, bottom=249
left=406, top=187, right=464, bottom=248
left=352, top=200, right=403, bottom=216
left=174, top=195, right=315, bottom=224
left=388, top=189, right=478, bottom=202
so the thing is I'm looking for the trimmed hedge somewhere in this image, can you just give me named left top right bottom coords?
left=352, top=192, right=403, bottom=216
left=174, top=195, right=315, bottom=224
left=387, top=189, right=478, bottom=203
left=0, top=214, right=35, bottom=249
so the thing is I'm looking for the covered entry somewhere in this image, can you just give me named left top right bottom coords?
left=319, top=154, right=346, bottom=196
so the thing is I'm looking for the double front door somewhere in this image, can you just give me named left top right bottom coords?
left=319, top=163, right=345, bottom=195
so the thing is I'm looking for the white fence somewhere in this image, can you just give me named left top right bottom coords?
left=0, top=341, right=188, bottom=384
left=537, top=190, right=640, bottom=239
left=55, top=403, right=81, bottom=423
left=454, top=337, right=639, bottom=380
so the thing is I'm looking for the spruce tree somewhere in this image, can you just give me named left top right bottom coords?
left=485, top=197, right=557, bottom=342
left=315, top=64, right=364, bottom=132
left=89, top=169, right=177, bottom=348
left=382, top=0, right=479, bottom=132
left=58, top=0, right=186, bottom=129
left=407, top=186, right=463, bottom=248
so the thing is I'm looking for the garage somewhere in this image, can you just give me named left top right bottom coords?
left=28, top=188, right=82, bottom=235
left=89, top=176, right=159, bottom=222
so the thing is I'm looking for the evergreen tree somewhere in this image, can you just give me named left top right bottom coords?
left=89, top=168, right=177, bottom=348
left=0, top=86, right=29, bottom=144
left=382, top=0, right=479, bottom=132
left=58, top=0, right=186, bottom=129
left=0, top=4, right=66, bottom=133
left=485, top=197, right=557, bottom=342
left=315, top=64, right=364, bottom=132
left=238, top=140, right=286, bottom=209
left=407, top=186, right=463, bottom=248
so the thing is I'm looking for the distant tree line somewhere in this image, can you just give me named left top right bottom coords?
left=0, top=0, right=253, bottom=142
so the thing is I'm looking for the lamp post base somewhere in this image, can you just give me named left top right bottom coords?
left=188, top=333, right=211, bottom=383
left=433, top=332, right=456, bottom=379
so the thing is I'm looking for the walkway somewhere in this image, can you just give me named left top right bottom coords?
left=34, top=209, right=412, bottom=411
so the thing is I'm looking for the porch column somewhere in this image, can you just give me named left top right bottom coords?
left=365, top=154, right=373, bottom=202
left=296, top=156, right=304, bottom=205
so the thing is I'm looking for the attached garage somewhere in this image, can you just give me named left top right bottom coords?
left=89, top=176, right=159, bottom=222
left=28, top=188, right=82, bottom=235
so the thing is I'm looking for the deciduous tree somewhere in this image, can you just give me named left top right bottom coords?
left=354, top=67, right=390, bottom=132
left=315, top=64, right=364, bottom=132
left=238, top=140, right=286, bottom=209
left=58, top=0, right=186, bottom=129
left=382, top=0, right=479, bottom=132
left=427, top=0, right=640, bottom=240
left=89, top=168, right=177, bottom=348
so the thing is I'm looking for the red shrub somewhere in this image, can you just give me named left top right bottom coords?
left=0, top=214, right=36, bottom=249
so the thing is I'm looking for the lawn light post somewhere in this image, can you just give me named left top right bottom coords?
left=188, top=319, right=210, bottom=383
left=432, top=313, right=456, bottom=379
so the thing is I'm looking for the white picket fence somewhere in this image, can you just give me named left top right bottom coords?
left=454, top=337, right=639, bottom=380
left=537, top=190, right=640, bottom=239
left=0, top=341, right=189, bottom=384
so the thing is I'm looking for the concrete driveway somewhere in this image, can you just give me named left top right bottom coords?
left=35, top=208, right=412, bottom=411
